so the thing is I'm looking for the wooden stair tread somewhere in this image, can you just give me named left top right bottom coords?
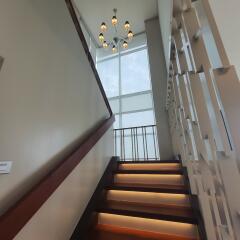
left=99, top=200, right=194, bottom=220
left=90, top=224, right=198, bottom=240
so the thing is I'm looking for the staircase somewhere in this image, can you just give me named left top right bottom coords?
left=88, top=160, right=204, bottom=240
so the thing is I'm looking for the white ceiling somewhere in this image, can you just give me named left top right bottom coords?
left=74, top=0, right=158, bottom=46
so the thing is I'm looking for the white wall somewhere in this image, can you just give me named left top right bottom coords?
left=203, top=0, right=240, bottom=78
left=157, top=0, right=173, bottom=71
left=14, top=129, right=113, bottom=240
left=0, top=0, right=112, bottom=220
left=145, top=18, right=174, bottom=160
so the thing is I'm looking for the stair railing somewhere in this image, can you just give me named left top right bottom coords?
left=114, top=125, right=160, bottom=161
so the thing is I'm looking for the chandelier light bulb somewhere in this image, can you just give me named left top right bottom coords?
left=103, top=41, right=108, bottom=48
left=112, top=15, right=118, bottom=25
left=128, top=30, right=133, bottom=40
left=124, top=21, right=130, bottom=31
left=100, top=22, right=107, bottom=32
left=123, top=41, right=128, bottom=49
left=99, top=33, right=104, bottom=42
left=112, top=45, right=117, bottom=53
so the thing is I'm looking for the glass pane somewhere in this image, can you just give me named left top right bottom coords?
left=113, top=114, right=120, bottom=129
left=121, top=49, right=151, bottom=95
left=121, top=92, right=153, bottom=113
left=122, top=110, right=155, bottom=128
left=109, top=99, right=120, bottom=114
left=97, top=57, right=119, bottom=97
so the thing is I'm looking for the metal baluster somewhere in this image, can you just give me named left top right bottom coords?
left=123, top=129, right=125, bottom=161
left=120, top=129, right=123, bottom=161
left=136, top=127, right=139, bottom=160
left=152, top=126, right=157, bottom=160
left=142, top=127, right=146, bottom=161
left=144, top=126, right=149, bottom=161
left=131, top=128, right=134, bottom=161
left=114, top=130, right=117, bottom=156
left=133, top=128, right=136, bottom=161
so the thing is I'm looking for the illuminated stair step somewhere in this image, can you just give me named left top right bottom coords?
left=114, top=173, right=185, bottom=186
left=106, top=190, right=191, bottom=207
left=97, top=213, right=199, bottom=239
left=119, top=163, right=181, bottom=171
left=91, top=224, right=199, bottom=240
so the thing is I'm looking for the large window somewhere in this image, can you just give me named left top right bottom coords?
left=97, top=45, right=155, bottom=129
left=121, top=49, right=151, bottom=95
left=97, top=57, right=119, bottom=98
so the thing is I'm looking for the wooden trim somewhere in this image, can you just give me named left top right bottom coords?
left=70, top=157, right=119, bottom=240
left=0, top=116, right=114, bottom=240
left=0, top=1, right=114, bottom=239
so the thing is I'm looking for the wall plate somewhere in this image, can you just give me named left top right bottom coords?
left=0, top=161, right=12, bottom=174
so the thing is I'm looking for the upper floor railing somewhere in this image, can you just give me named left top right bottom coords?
left=114, top=125, right=160, bottom=161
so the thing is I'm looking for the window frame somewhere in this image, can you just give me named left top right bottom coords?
left=97, top=45, right=155, bottom=129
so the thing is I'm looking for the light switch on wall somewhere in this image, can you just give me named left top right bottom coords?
left=0, top=161, right=12, bottom=174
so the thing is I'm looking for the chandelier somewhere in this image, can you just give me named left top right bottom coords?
left=98, top=8, right=134, bottom=53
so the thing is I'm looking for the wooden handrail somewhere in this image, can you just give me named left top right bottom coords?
left=0, top=0, right=114, bottom=239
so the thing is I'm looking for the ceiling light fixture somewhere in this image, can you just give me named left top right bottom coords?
left=124, top=21, right=130, bottom=31
left=100, top=22, right=107, bottom=32
left=112, top=45, right=117, bottom=53
left=127, top=30, right=133, bottom=40
left=103, top=41, right=108, bottom=48
left=99, top=33, right=104, bottom=42
left=98, top=8, right=134, bottom=53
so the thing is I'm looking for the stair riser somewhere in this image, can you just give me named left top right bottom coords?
left=114, top=174, right=185, bottom=186
left=119, top=163, right=181, bottom=171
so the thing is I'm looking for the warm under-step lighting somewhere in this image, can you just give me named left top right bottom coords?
left=114, top=174, right=184, bottom=185
left=98, top=213, right=198, bottom=238
left=119, top=163, right=180, bottom=171
left=107, top=190, right=190, bottom=206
